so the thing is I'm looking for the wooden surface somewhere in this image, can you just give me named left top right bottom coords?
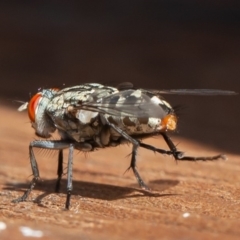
left=0, top=106, right=239, bottom=240
left=0, top=2, right=239, bottom=239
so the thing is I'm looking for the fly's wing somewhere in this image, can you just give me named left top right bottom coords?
left=75, top=89, right=170, bottom=119
left=154, top=89, right=237, bottom=96
left=115, top=82, right=237, bottom=95
left=74, top=87, right=237, bottom=119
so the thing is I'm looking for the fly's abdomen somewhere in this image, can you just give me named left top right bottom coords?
left=102, top=89, right=177, bottom=136
left=108, top=114, right=177, bottom=137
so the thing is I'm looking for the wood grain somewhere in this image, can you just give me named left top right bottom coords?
left=0, top=106, right=239, bottom=240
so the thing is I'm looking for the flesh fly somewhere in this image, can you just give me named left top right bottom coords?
left=13, top=82, right=236, bottom=209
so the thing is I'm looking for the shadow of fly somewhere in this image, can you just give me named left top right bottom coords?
left=13, top=82, right=237, bottom=209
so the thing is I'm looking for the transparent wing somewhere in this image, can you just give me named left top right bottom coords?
left=115, top=82, right=237, bottom=95
left=154, top=89, right=237, bottom=96
left=74, top=87, right=237, bottom=118
left=76, top=89, right=169, bottom=119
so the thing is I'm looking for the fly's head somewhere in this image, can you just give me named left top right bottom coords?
left=19, top=88, right=59, bottom=138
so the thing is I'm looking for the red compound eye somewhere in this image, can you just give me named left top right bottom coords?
left=28, top=92, right=42, bottom=122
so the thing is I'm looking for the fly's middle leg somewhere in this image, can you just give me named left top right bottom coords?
left=106, top=121, right=149, bottom=190
left=129, top=143, right=150, bottom=190
left=55, top=149, right=63, bottom=193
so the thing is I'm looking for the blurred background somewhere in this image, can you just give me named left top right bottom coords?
left=0, top=1, right=239, bottom=153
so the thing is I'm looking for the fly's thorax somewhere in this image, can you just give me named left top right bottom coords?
left=28, top=89, right=58, bottom=138
left=75, top=110, right=99, bottom=124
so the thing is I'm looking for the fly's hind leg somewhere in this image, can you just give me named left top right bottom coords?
left=139, top=142, right=173, bottom=156
left=161, top=132, right=226, bottom=161
left=105, top=121, right=149, bottom=190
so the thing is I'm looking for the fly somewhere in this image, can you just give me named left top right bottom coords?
left=13, top=82, right=237, bottom=209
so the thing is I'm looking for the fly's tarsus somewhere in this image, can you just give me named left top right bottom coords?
left=161, top=132, right=226, bottom=161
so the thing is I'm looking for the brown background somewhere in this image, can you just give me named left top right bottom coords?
left=0, top=1, right=240, bottom=239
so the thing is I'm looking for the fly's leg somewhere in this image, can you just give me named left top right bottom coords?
left=12, top=140, right=71, bottom=204
left=64, top=142, right=93, bottom=209
left=55, top=149, right=63, bottom=193
left=129, top=142, right=150, bottom=190
left=65, top=144, right=74, bottom=209
left=106, top=121, right=149, bottom=190
left=161, top=132, right=226, bottom=161
left=12, top=144, right=40, bottom=203
left=139, top=142, right=173, bottom=156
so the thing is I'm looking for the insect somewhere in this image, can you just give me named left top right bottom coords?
left=13, top=82, right=236, bottom=209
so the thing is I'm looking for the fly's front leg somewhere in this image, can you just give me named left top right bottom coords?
left=64, top=142, right=93, bottom=210
left=65, top=144, right=74, bottom=210
left=12, top=140, right=71, bottom=204
left=106, top=121, right=149, bottom=190
left=55, top=141, right=93, bottom=194
left=12, top=143, right=40, bottom=203
left=161, top=132, right=226, bottom=161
